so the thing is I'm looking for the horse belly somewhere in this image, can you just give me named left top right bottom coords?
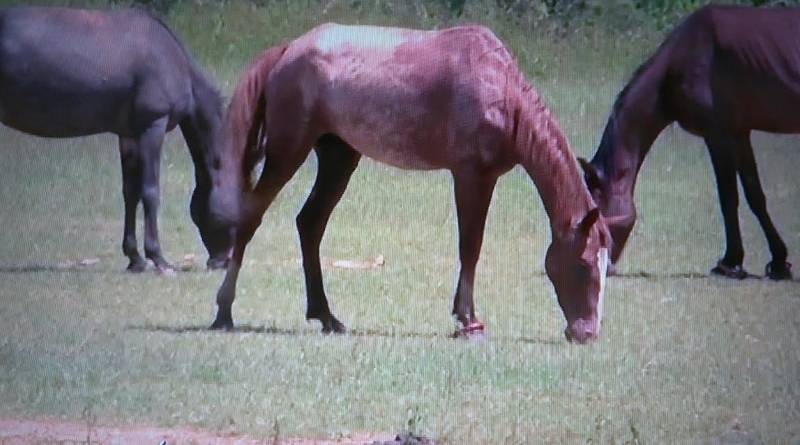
left=0, top=57, right=134, bottom=137
left=345, top=135, right=444, bottom=170
left=0, top=86, right=129, bottom=137
left=738, top=87, right=800, bottom=133
left=326, top=102, right=452, bottom=170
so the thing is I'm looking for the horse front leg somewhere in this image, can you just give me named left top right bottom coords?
left=451, top=171, right=497, bottom=337
left=210, top=225, right=248, bottom=330
left=734, top=135, right=792, bottom=280
left=211, top=145, right=311, bottom=330
left=296, top=136, right=360, bottom=333
left=211, top=195, right=269, bottom=330
left=705, top=135, right=747, bottom=279
left=138, top=116, right=174, bottom=275
left=119, top=137, right=147, bottom=272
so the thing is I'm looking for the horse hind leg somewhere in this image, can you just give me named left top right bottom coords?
left=735, top=136, right=792, bottom=280
left=296, top=135, right=361, bottom=334
left=137, top=116, right=174, bottom=275
left=211, top=137, right=313, bottom=330
left=705, top=134, right=748, bottom=279
left=451, top=170, right=498, bottom=337
left=119, top=137, right=147, bottom=272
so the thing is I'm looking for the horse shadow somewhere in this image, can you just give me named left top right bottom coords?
left=614, top=271, right=713, bottom=279
left=614, top=270, right=800, bottom=282
left=126, top=323, right=562, bottom=345
left=0, top=263, right=109, bottom=273
left=0, top=262, right=210, bottom=274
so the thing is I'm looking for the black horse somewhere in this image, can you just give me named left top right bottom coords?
left=0, top=6, right=232, bottom=272
left=579, top=5, right=797, bottom=280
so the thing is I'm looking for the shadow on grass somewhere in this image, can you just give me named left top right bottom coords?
left=617, top=270, right=800, bottom=282
left=0, top=263, right=109, bottom=273
left=614, top=271, right=712, bottom=279
left=4, top=263, right=795, bottom=285
left=0, top=263, right=213, bottom=275
left=126, top=323, right=562, bottom=345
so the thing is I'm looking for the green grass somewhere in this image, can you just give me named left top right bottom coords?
left=1, top=2, right=799, bottom=444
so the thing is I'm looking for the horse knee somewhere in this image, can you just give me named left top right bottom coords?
left=295, top=209, right=319, bottom=242
left=141, top=185, right=160, bottom=209
left=207, top=187, right=240, bottom=230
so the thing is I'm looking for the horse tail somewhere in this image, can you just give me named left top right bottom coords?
left=226, top=44, right=289, bottom=190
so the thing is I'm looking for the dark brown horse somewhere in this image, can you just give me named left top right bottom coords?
left=579, top=5, right=797, bottom=280
left=208, top=24, right=611, bottom=344
left=0, top=6, right=232, bottom=272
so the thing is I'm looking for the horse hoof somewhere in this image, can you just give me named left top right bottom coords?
left=765, top=261, right=792, bottom=280
left=711, top=261, right=748, bottom=279
left=126, top=260, right=147, bottom=273
left=320, top=317, right=347, bottom=334
left=206, top=257, right=228, bottom=271
left=209, top=312, right=234, bottom=331
left=453, top=321, right=486, bottom=340
left=209, top=318, right=233, bottom=331
left=156, top=265, right=176, bottom=277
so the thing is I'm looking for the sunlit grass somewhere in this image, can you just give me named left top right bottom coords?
left=0, top=2, right=799, bottom=444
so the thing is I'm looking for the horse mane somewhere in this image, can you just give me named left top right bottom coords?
left=142, top=10, right=224, bottom=113
left=611, top=55, right=657, bottom=115
left=593, top=20, right=680, bottom=173
left=610, top=6, right=690, bottom=116
left=504, top=68, right=595, bottom=234
left=224, top=44, right=289, bottom=190
left=589, top=51, right=658, bottom=180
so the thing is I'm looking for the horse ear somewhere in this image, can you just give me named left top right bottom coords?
left=578, top=158, right=603, bottom=189
left=578, top=207, right=601, bottom=236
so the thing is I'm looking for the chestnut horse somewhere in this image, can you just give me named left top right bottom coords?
left=0, top=7, right=231, bottom=272
left=209, top=24, right=611, bottom=343
left=579, top=5, right=797, bottom=280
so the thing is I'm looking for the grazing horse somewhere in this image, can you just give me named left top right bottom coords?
left=579, top=5, right=797, bottom=280
left=209, top=24, right=611, bottom=344
left=0, top=6, right=232, bottom=272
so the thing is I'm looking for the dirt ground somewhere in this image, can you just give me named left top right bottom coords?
left=0, top=419, right=395, bottom=445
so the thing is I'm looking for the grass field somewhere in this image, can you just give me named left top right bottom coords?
left=1, top=1, right=799, bottom=444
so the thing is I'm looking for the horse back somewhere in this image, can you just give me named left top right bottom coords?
left=266, top=24, right=516, bottom=169
left=0, top=6, right=194, bottom=137
left=664, top=5, right=800, bottom=133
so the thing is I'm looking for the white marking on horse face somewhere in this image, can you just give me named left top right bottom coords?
left=596, top=248, right=609, bottom=327
left=315, top=25, right=410, bottom=54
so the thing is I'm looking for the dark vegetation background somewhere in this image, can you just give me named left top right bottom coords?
left=89, top=0, right=800, bottom=32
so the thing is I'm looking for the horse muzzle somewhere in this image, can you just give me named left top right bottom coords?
left=564, top=318, right=600, bottom=344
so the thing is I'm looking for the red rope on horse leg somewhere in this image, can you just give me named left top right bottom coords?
left=453, top=320, right=485, bottom=338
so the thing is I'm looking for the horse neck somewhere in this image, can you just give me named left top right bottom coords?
left=592, top=54, right=672, bottom=198
left=595, top=105, right=670, bottom=199
left=512, top=97, right=596, bottom=234
left=182, top=72, right=223, bottom=187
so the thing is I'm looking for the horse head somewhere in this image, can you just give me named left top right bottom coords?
left=545, top=208, right=611, bottom=344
